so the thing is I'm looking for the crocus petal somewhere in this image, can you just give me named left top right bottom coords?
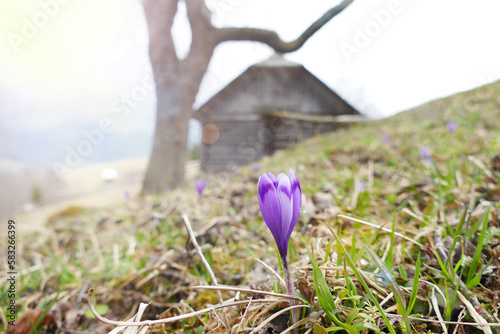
left=277, top=173, right=293, bottom=256
left=266, top=172, right=278, bottom=188
left=258, top=173, right=282, bottom=244
left=419, top=147, right=431, bottom=161
left=195, top=180, right=206, bottom=195
left=287, top=169, right=302, bottom=241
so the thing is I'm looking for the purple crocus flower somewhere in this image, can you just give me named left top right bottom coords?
left=446, top=121, right=458, bottom=132
left=220, top=172, right=229, bottom=181
left=124, top=190, right=130, bottom=199
left=258, top=169, right=301, bottom=324
left=253, top=163, right=260, bottom=172
left=195, top=180, right=206, bottom=197
left=258, top=169, right=301, bottom=258
left=381, top=135, right=391, bottom=144
left=419, top=147, right=432, bottom=165
left=357, top=182, right=366, bottom=192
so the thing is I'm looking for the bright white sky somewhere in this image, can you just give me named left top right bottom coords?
left=1, top=0, right=499, bottom=148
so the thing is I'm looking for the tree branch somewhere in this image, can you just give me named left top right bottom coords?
left=215, top=0, right=353, bottom=53
left=141, top=0, right=180, bottom=83
left=183, top=0, right=219, bottom=60
left=177, top=0, right=219, bottom=104
left=185, top=0, right=213, bottom=34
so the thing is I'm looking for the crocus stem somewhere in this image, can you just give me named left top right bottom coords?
left=282, top=255, right=298, bottom=325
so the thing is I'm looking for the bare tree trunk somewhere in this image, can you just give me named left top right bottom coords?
left=141, top=0, right=190, bottom=193
left=141, top=0, right=354, bottom=194
left=143, top=62, right=214, bottom=192
left=141, top=0, right=217, bottom=193
left=142, top=84, right=190, bottom=192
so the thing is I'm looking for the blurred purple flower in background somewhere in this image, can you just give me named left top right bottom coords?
left=446, top=121, right=458, bottom=132
left=357, top=182, right=366, bottom=192
left=419, top=146, right=432, bottom=162
left=220, top=172, right=229, bottom=181
left=253, top=163, right=260, bottom=172
left=195, top=180, right=206, bottom=197
left=381, top=135, right=391, bottom=143
left=124, top=190, right=130, bottom=199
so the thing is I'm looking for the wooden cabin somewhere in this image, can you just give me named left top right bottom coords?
left=196, top=54, right=362, bottom=170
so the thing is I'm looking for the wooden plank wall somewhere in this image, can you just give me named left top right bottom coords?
left=202, top=118, right=342, bottom=170
left=202, top=120, right=271, bottom=170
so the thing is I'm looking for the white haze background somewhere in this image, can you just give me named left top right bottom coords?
left=1, top=0, right=499, bottom=164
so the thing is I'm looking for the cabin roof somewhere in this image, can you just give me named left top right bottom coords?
left=196, top=54, right=358, bottom=118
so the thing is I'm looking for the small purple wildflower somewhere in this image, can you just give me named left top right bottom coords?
left=381, top=135, right=391, bottom=144
left=195, top=180, right=206, bottom=197
left=220, top=172, right=229, bottom=181
left=419, top=146, right=432, bottom=162
left=124, top=190, right=130, bottom=199
left=357, top=182, right=366, bottom=192
left=253, top=164, right=260, bottom=172
left=446, top=121, right=458, bottom=132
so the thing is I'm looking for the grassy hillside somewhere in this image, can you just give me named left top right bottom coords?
left=1, top=81, right=500, bottom=334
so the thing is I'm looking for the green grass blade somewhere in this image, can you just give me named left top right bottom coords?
left=325, top=240, right=333, bottom=264
left=324, top=326, right=346, bottom=333
left=407, top=253, right=421, bottom=315
left=453, top=209, right=468, bottom=238
left=29, top=293, right=59, bottom=334
left=309, top=253, right=337, bottom=318
left=431, top=248, right=452, bottom=281
left=466, top=206, right=490, bottom=287
left=446, top=210, right=467, bottom=274
left=466, top=211, right=484, bottom=239
left=345, top=308, right=359, bottom=325
left=453, top=243, right=465, bottom=273
left=346, top=275, right=359, bottom=307
left=398, top=263, right=408, bottom=280
left=444, top=280, right=452, bottom=321
left=468, top=258, right=494, bottom=289
left=353, top=321, right=382, bottom=334
left=325, top=224, right=398, bottom=334
left=387, top=213, right=396, bottom=269
left=363, top=244, right=411, bottom=334
left=308, top=253, right=360, bottom=334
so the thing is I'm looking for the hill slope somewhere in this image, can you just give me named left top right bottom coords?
left=1, top=81, right=500, bottom=333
